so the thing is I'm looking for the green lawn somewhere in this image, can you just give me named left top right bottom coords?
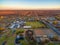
left=6, top=36, right=15, bottom=45
left=48, top=43, right=60, bottom=45
left=0, top=29, right=15, bottom=45
left=0, top=35, right=7, bottom=45
left=20, top=40, right=29, bottom=45
left=15, top=28, right=24, bottom=34
left=25, top=21, right=46, bottom=28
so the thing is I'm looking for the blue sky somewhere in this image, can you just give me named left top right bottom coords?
left=0, top=0, right=60, bottom=10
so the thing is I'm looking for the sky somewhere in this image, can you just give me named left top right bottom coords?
left=0, top=0, right=60, bottom=10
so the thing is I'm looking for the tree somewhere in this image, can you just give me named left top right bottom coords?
left=53, top=35, right=59, bottom=41
left=53, top=21, right=58, bottom=25
left=0, top=27, right=5, bottom=35
left=16, top=29, right=24, bottom=35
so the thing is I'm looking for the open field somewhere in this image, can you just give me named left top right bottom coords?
left=25, top=21, right=46, bottom=28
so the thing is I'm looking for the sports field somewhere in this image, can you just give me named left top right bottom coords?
left=25, top=21, right=46, bottom=29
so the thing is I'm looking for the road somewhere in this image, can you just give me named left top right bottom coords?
left=41, top=20, right=60, bottom=35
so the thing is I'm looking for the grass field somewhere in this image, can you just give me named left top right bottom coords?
left=48, top=43, right=60, bottom=45
left=0, top=30, right=15, bottom=45
left=25, top=21, right=46, bottom=28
